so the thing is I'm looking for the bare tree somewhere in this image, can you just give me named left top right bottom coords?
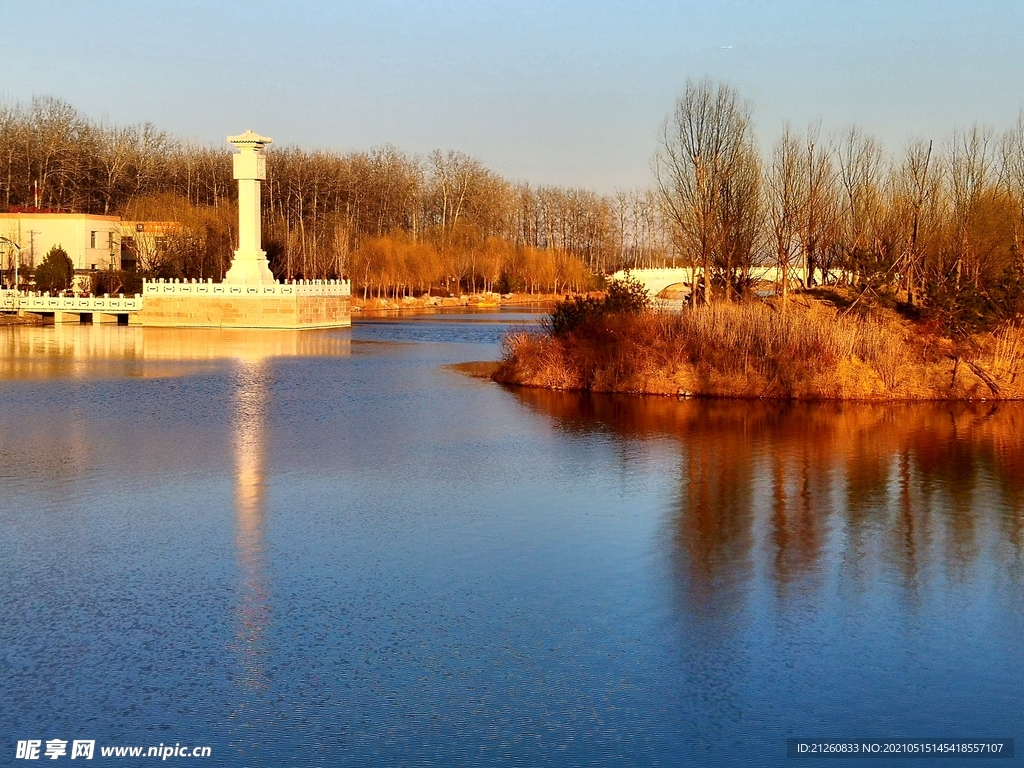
left=837, top=127, right=887, bottom=285
left=999, top=111, right=1024, bottom=257
left=654, top=78, right=755, bottom=303
left=947, top=124, right=995, bottom=289
left=796, top=124, right=839, bottom=286
left=28, top=97, right=86, bottom=210
left=767, top=126, right=801, bottom=311
left=717, top=141, right=762, bottom=299
left=890, top=139, right=942, bottom=305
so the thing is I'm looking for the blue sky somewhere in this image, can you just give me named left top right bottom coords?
left=3, top=0, right=1023, bottom=191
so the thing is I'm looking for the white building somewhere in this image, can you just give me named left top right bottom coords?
left=0, top=212, right=122, bottom=275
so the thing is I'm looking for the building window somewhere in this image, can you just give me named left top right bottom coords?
left=90, top=231, right=97, bottom=249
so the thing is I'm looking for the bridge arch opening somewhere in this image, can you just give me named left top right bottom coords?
left=655, top=282, right=691, bottom=300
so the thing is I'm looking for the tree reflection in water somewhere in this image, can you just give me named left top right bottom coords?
left=508, top=389, right=1024, bottom=612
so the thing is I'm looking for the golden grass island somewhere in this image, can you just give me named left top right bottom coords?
left=493, top=284, right=1024, bottom=401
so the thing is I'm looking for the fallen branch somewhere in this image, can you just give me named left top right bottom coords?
left=965, top=359, right=1001, bottom=396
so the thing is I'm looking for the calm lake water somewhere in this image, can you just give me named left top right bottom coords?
left=1, top=313, right=1023, bottom=766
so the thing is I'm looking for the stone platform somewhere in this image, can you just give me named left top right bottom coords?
left=139, top=279, right=350, bottom=329
left=3, top=130, right=353, bottom=331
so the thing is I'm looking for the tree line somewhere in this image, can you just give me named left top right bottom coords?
left=655, top=78, right=1024, bottom=332
left=0, top=97, right=669, bottom=294
left=7, top=90, right=1024, bottom=327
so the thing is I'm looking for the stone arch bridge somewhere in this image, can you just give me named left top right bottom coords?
left=610, top=267, right=810, bottom=299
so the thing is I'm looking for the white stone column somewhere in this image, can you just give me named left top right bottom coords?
left=224, top=130, right=276, bottom=286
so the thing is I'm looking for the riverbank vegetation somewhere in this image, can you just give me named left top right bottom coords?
left=0, top=98, right=669, bottom=295
left=495, top=286, right=1024, bottom=399
left=494, top=77, right=1024, bottom=400
left=9, top=79, right=1024, bottom=391
left=5, top=86, right=1024, bottom=307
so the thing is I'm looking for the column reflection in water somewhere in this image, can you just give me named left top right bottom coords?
left=0, top=325, right=351, bottom=381
left=230, top=358, right=271, bottom=692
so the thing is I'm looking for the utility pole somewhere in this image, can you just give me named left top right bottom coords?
left=0, top=236, right=22, bottom=292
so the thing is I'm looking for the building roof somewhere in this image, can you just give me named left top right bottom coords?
left=0, top=211, right=120, bottom=222
left=227, top=130, right=272, bottom=148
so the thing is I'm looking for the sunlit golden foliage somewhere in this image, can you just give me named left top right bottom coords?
left=497, top=301, right=1024, bottom=400
left=123, top=193, right=236, bottom=280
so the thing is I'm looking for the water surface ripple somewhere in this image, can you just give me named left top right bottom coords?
left=1, top=316, right=1022, bottom=766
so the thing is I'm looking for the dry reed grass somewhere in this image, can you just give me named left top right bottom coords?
left=494, top=301, right=1024, bottom=400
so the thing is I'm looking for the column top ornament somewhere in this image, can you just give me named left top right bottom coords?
left=227, top=130, right=273, bottom=150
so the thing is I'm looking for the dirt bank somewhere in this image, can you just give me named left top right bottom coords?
left=352, top=292, right=560, bottom=313
left=0, top=313, right=45, bottom=326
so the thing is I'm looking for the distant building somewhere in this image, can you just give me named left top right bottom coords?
left=118, top=221, right=181, bottom=272
left=0, top=212, right=121, bottom=274
left=0, top=212, right=180, bottom=289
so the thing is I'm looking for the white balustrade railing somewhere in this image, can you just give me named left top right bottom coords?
left=3, top=292, right=143, bottom=312
left=2, top=278, right=351, bottom=315
left=142, top=278, right=350, bottom=297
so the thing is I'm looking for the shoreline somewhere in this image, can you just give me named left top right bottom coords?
left=0, top=292, right=556, bottom=327
left=490, top=300, right=1024, bottom=402
left=490, top=377, right=1024, bottom=402
left=352, top=292, right=559, bottom=314
left=0, top=314, right=44, bottom=326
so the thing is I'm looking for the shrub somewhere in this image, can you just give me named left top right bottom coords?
left=603, top=274, right=651, bottom=314
left=923, top=266, right=1024, bottom=337
left=91, top=269, right=143, bottom=296
left=548, top=273, right=650, bottom=336
left=33, top=245, right=74, bottom=293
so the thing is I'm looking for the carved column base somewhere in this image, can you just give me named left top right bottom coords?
left=224, top=250, right=276, bottom=286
